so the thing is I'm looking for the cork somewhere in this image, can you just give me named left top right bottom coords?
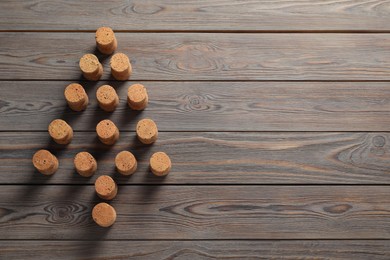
left=96, top=85, right=119, bottom=112
left=136, top=118, right=158, bottom=144
left=127, top=84, right=148, bottom=110
left=95, top=175, right=117, bottom=200
left=96, top=119, right=120, bottom=145
left=95, top=27, right=117, bottom=55
left=92, top=202, right=116, bottom=228
left=64, top=83, right=89, bottom=111
left=110, top=53, right=132, bottom=81
left=79, top=54, right=103, bottom=81
left=48, top=119, right=73, bottom=145
left=32, top=149, right=59, bottom=176
left=74, top=152, right=97, bottom=177
left=115, top=151, right=137, bottom=176
left=150, top=152, right=171, bottom=176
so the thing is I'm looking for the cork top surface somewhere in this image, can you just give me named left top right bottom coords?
left=64, top=83, right=86, bottom=103
left=128, top=84, right=147, bottom=103
left=97, top=85, right=118, bottom=105
left=48, top=119, right=71, bottom=140
left=110, top=53, right=130, bottom=73
left=136, top=119, right=158, bottom=139
left=74, top=152, right=96, bottom=172
left=32, top=149, right=55, bottom=172
left=115, top=151, right=137, bottom=172
left=150, top=152, right=171, bottom=175
left=96, top=120, right=118, bottom=139
left=92, top=202, right=116, bottom=228
left=95, top=27, right=115, bottom=46
left=79, top=54, right=100, bottom=74
left=95, top=175, right=116, bottom=197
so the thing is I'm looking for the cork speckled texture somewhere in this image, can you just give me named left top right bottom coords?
left=95, top=27, right=117, bottom=55
left=115, top=151, right=137, bottom=176
left=96, top=119, right=120, bottom=145
left=48, top=119, right=73, bottom=145
left=79, top=54, right=103, bottom=81
left=96, top=85, right=119, bottom=112
left=136, top=119, right=158, bottom=144
left=64, top=83, right=88, bottom=111
left=127, top=84, right=148, bottom=110
left=74, top=152, right=97, bottom=177
left=150, top=152, right=171, bottom=176
left=32, top=149, right=59, bottom=175
left=110, top=53, right=132, bottom=80
left=95, top=175, right=117, bottom=200
left=92, top=202, right=116, bottom=228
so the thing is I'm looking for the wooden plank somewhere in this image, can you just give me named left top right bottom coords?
left=1, top=132, right=389, bottom=184
left=1, top=240, right=389, bottom=260
left=1, top=0, right=390, bottom=31
left=0, top=185, right=389, bottom=239
left=1, top=33, right=390, bottom=80
left=1, top=81, right=389, bottom=131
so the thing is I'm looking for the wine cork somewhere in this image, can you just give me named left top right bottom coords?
left=96, top=119, right=120, bottom=145
left=48, top=119, right=73, bottom=145
left=95, top=27, right=117, bottom=55
left=127, top=84, right=148, bottom=110
left=79, top=54, right=103, bottom=81
left=136, top=119, right=158, bottom=144
left=92, top=202, right=116, bottom=228
left=64, top=83, right=89, bottom=111
left=96, top=85, right=119, bottom=112
left=150, top=152, right=171, bottom=176
left=74, top=152, right=97, bottom=177
left=32, top=149, right=59, bottom=175
left=110, top=53, right=132, bottom=81
left=95, top=175, right=117, bottom=200
left=115, top=151, right=137, bottom=176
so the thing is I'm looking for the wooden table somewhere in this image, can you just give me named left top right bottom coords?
left=1, top=1, right=390, bottom=259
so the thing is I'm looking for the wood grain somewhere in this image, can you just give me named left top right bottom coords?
left=1, top=33, right=390, bottom=80
left=1, top=132, right=389, bottom=184
left=0, top=185, right=389, bottom=239
left=1, top=240, right=389, bottom=260
left=1, top=0, right=390, bottom=31
left=1, top=81, right=389, bottom=131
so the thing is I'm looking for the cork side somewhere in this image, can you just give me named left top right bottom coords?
left=92, top=202, right=116, bottom=227
left=96, top=120, right=119, bottom=145
left=150, top=152, right=171, bottom=176
left=97, top=85, right=119, bottom=112
left=48, top=119, right=73, bottom=144
left=96, top=27, right=117, bottom=55
left=115, top=151, right=137, bottom=176
left=32, top=149, right=58, bottom=175
left=127, top=84, right=148, bottom=110
left=74, top=152, right=97, bottom=177
left=64, top=83, right=88, bottom=111
left=136, top=118, right=158, bottom=144
left=95, top=175, right=118, bottom=200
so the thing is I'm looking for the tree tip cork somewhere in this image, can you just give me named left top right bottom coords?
left=32, top=149, right=59, bottom=175
left=110, top=53, right=131, bottom=81
left=95, top=175, right=117, bottom=200
left=127, top=84, right=148, bottom=110
left=150, top=152, right=171, bottom=176
left=96, top=27, right=117, bottom=55
left=96, top=85, right=119, bottom=112
left=136, top=119, right=158, bottom=145
left=74, top=151, right=97, bottom=177
left=96, top=119, right=120, bottom=145
left=48, top=119, right=73, bottom=145
left=92, top=202, right=116, bottom=227
left=79, top=54, right=103, bottom=81
left=64, top=83, right=89, bottom=111
left=115, top=151, right=137, bottom=176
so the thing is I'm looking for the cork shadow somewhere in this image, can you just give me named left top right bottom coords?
left=118, top=102, right=143, bottom=130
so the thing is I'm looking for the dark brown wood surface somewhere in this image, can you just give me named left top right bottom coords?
left=1, top=0, right=389, bottom=259
left=1, top=240, right=389, bottom=260
left=1, top=0, right=390, bottom=31
left=1, top=81, right=389, bottom=131
left=1, top=185, right=389, bottom=239
left=1, top=132, right=389, bottom=184
left=1, top=33, right=390, bottom=80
